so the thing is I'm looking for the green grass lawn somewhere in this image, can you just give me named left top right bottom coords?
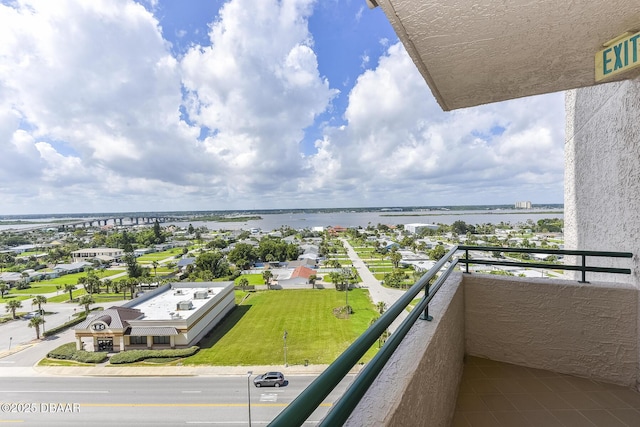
left=184, top=289, right=379, bottom=366
left=369, top=267, right=395, bottom=274
left=9, top=283, right=61, bottom=295
left=137, top=248, right=185, bottom=262
left=36, top=270, right=124, bottom=287
left=47, top=289, right=129, bottom=304
left=47, top=289, right=88, bottom=302
left=234, top=274, right=265, bottom=285
left=0, top=294, right=32, bottom=303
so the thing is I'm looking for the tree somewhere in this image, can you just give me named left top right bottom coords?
left=238, top=277, right=249, bottom=291
left=376, top=301, right=387, bottom=315
left=5, top=300, right=22, bottom=319
left=389, top=251, right=402, bottom=269
left=28, top=316, right=45, bottom=339
left=383, top=269, right=407, bottom=289
left=124, top=253, right=143, bottom=278
left=429, top=244, right=446, bottom=261
left=308, top=274, right=317, bottom=289
left=0, top=282, right=8, bottom=299
left=64, top=284, right=77, bottom=301
left=152, top=220, right=165, bottom=243
left=262, top=270, right=273, bottom=289
left=32, top=295, right=47, bottom=314
left=227, top=243, right=258, bottom=268
left=102, top=278, right=112, bottom=294
left=328, top=272, right=343, bottom=290
left=126, top=278, right=139, bottom=299
left=78, top=294, right=95, bottom=315
left=195, top=251, right=230, bottom=279
left=78, top=270, right=100, bottom=294
left=152, top=260, right=159, bottom=277
left=16, top=272, right=30, bottom=289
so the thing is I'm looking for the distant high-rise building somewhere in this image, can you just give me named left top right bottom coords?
left=515, top=201, right=532, bottom=209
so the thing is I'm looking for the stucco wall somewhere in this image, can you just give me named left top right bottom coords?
left=345, top=273, right=465, bottom=427
left=464, top=274, right=638, bottom=387
left=565, top=77, right=640, bottom=390
left=565, top=78, right=640, bottom=285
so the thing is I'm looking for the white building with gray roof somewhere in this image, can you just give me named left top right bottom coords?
left=74, top=281, right=235, bottom=352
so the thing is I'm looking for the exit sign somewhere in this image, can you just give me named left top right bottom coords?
left=595, top=31, right=640, bottom=82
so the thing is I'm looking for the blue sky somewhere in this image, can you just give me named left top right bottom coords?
left=0, top=0, right=564, bottom=215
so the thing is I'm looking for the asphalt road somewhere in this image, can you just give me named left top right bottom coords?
left=0, top=374, right=353, bottom=426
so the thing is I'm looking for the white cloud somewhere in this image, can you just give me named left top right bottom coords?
left=180, top=0, right=338, bottom=196
left=304, top=42, right=564, bottom=206
left=0, top=0, right=564, bottom=214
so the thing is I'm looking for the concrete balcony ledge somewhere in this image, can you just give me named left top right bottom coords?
left=346, top=273, right=639, bottom=426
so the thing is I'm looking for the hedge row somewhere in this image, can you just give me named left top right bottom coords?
left=47, top=343, right=108, bottom=364
left=109, top=346, right=200, bottom=364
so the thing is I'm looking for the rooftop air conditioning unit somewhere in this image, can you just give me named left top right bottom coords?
left=177, top=300, right=193, bottom=311
left=193, top=290, right=208, bottom=299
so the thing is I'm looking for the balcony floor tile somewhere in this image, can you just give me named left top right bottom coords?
left=454, top=357, right=640, bottom=427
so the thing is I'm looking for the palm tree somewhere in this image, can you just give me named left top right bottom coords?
left=102, top=278, right=112, bottom=294
left=5, top=300, right=22, bottom=319
left=28, top=316, right=45, bottom=339
left=64, top=284, right=76, bottom=302
left=389, top=251, right=402, bottom=269
left=152, top=260, right=159, bottom=277
left=238, top=277, right=249, bottom=291
left=127, top=278, right=139, bottom=299
left=32, top=295, right=47, bottom=314
left=308, top=274, right=317, bottom=289
left=0, top=282, right=8, bottom=299
left=262, top=270, right=273, bottom=290
left=78, top=294, right=95, bottom=315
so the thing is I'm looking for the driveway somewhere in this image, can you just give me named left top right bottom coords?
left=339, top=239, right=408, bottom=332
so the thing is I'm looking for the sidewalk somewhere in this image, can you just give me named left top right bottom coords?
left=0, top=363, right=362, bottom=378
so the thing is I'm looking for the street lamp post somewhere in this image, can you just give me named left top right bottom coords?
left=247, top=371, right=253, bottom=427
left=283, top=330, right=288, bottom=367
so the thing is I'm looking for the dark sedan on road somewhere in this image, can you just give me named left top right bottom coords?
left=253, top=372, right=286, bottom=387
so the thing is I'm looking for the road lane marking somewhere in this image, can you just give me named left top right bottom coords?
left=78, top=403, right=332, bottom=407
left=181, top=391, right=202, bottom=394
left=0, top=391, right=108, bottom=394
left=185, top=422, right=319, bottom=425
left=259, top=393, right=278, bottom=402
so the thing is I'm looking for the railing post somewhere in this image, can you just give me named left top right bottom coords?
left=465, top=249, right=470, bottom=273
left=579, top=254, right=588, bottom=283
left=419, top=279, right=433, bottom=321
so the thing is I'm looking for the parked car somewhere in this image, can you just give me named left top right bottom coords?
left=23, top=311, right=41, bottom=319
left=253, top=372, right=285, bottom=387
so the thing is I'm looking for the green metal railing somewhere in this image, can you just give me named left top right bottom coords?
left=269, top=246, right=459, bottom=427
left=458, top=246, right=632, bottom=283
left=268, top=245, right=633, bottom=426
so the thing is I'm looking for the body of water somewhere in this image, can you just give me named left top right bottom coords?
left=0, top=209, right=564, bottom=232
left=164, top=209, right=564, bottom=231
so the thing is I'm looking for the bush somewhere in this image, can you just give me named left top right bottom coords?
left=109, top=346, right=199, bottom=364
left=47, top=343, right=107, bottom=364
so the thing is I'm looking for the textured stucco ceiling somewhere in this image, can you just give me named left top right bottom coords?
left=373, top=0, right=640, bottom=110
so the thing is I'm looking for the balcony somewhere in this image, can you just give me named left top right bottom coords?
left=454, top=356, right=640, bottom=426
left=270, top=248, right=639, bottom=426
left=337, top=270, right=639, bottom=426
